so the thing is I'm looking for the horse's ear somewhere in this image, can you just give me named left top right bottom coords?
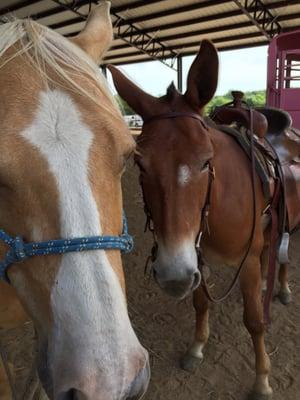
left=108, top=65, right=158, bottom=119
left=71, top=1, right=112, bottom=64
left=184, top=40, right=219, bottom=111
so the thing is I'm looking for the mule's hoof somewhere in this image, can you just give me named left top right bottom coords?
left=248, top=391, right=272, bottom=400
left=180, top=353, right=203, bottom=372
left=278, top=290, right=292, bottom=305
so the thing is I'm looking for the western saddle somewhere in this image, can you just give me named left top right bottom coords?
left=210, top=91, right=300, bottom=260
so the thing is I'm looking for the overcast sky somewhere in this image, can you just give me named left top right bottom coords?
left=107, top=45, right=268, bottom=97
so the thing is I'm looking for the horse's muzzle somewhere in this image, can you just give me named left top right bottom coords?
left=55, top=359, right=150, bottom=400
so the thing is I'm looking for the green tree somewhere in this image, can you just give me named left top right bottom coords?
left=115, top=95, right=134, bottom=115
left=205, top=90, right=266, bottom=115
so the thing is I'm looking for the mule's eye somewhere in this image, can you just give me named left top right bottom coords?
left=134, top=154, right=147, bottom=173
left=201, top=160, right=210, bottom=171
left=136, top=160, right=146, bottom=173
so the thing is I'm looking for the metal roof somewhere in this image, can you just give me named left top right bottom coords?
left=1, top=0, right=299, bottom=70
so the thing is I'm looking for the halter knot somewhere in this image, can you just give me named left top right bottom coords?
left=10, top=236, right=28, bottom=262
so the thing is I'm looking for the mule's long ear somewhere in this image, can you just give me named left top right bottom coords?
left=108, top=64, right=158, bottom=119
left=71, top=1, right=112, bottom=63
left=184, top=40, right=219, bottom=111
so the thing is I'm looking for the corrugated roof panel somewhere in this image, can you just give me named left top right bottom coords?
left=112, top=0, right=132, bottom=7
left=273, top=4, right=300, bottom=15
left=0, top=0, right=24, bottom=10
left=134, top=2, right=239, bottom=30
left=37, top=3, right=100, bottom=30
left=108, top=24, right=260, bottom=56
left=56, top=21, right=86, bottom=36
left=160, top=26, right=259, bottom=47
left=218, top=36, right=267, bottom=49
left=281, top=20, right=300, bottom=30
left=107, top=46, right=142, bottom=57
left=139, top=14, right=250, bottom=39
left=5, top=0, right=58, bottom=19
left=38, top=10, right=78, bottom=27
left=0, top=0, right=298, bottom=67
left=117, top=0, right=201, bottom=19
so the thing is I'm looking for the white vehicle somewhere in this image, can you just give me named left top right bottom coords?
left=124, top=114, right=143, bottom=127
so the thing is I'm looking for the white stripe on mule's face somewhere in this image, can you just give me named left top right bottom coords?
left=21, top=90, right=142, bottom=396
left=178, top=164, right=191, bottom=186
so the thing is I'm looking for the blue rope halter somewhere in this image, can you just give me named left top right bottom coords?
left=0, top=212, right=133, bottom=282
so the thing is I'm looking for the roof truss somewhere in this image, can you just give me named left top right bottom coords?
left=232, top=0, right=282, bottom=39
left=49, top=0, right=179, bottom=69
left=0, top=0, right=298, bottom=67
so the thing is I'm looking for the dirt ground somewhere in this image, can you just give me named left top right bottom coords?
left=1, top=160, right=299, bottom=399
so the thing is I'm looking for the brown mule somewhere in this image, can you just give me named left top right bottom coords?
left=108, top=40, right=293, bottom=399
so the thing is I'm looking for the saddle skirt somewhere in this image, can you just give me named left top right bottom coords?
left=210, top=92, right=300, bottom=233
left=265, top=122, right=300, bottom=232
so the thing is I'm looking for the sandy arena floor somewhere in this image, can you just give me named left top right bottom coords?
left=0, top=160, right=299, bottom=400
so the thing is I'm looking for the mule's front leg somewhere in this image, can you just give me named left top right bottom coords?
left=278, top=263, right=292, bottom=305
left=181, top=285, right=209, bottom=372
left=241, top=257, right=272, bottom=399
left=0, top=354, right=12, bottom=400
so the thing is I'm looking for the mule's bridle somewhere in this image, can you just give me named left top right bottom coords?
left=141, top=110, right=258, bottom=305
left=0, top=212, right=133, bottom=282
left=143, top=111, right=208, bottom=127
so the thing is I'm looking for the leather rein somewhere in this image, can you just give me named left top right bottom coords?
left=141, top=110, right=259, bottom=304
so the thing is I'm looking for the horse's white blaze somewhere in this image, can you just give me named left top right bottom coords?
left=178, top=164, right=191, bottom=186
left=21, top=89, right=142, bottom=395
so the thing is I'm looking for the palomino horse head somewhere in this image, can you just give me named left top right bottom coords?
left=109, top=41, right=218, bottom=299
left=0, top=3, right=149, bottom=399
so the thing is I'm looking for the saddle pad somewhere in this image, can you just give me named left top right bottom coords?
left=217, top=124, right=276, bottom=200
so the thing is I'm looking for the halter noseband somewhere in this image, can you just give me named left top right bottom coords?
left=0, top=212, right=133, bottom=283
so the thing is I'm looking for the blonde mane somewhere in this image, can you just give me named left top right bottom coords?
left=0, top=17, right=122, bottom=119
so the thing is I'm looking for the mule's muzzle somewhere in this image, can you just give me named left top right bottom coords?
left=153, top=267, right=201, bottom=298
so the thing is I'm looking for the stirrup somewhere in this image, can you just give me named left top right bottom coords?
left=277, top=232, right=290, bottom=264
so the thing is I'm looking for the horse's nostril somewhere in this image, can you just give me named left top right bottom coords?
left=126, top=359, right=150, bottom=400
